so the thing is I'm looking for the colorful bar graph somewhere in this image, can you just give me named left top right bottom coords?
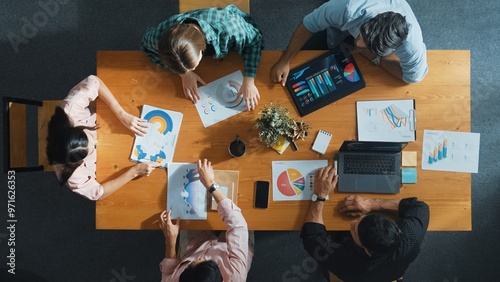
left=305, top=70, right=337, bottom=99
left=443, top=139, right=447, bottom=158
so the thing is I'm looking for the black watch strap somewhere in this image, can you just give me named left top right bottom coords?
left=209, top=183, right=219, bottom=194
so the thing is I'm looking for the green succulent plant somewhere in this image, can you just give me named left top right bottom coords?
left=253, top=102, right=296, bottom=147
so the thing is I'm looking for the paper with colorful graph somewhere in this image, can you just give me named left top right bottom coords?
left=195, top=71, right=246, bottom=127
left=356, top=99, right=416, bottom=142
left=130, top=105, right=183, bottom=169
left=167, top=163, right=207, bottom=220
left=421, top=130, right=480, bottom=173
left=272, top=160, right=328, bottom=201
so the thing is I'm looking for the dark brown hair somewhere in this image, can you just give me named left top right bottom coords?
left=46, top=107, right=96, bottom=185
left=158, top=23, right=206, bottom=74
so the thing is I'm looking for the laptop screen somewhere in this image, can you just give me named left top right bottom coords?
left=339, top=141, right=407, bottom=152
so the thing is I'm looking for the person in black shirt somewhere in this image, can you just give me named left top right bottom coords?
left=301, top=165, right=429, bottom=282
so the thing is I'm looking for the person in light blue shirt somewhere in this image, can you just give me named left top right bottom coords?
left=271, top=0, right=428, bottom=84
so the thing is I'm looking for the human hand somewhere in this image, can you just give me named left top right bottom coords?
left=314, top=165, right=338, bottom=198
left=197, top=159, right=215, bottom=190
left=338, top=195, right=374, bottom=217
left=160, top=210, right=180, bottom=240
left=179, top=71, right=206, bottom=103
left=119, top=111, right=149, bottom=136
left=238, top=76, right=260, bottom=111
left=270, top=59, right=290, bottom=86
left=134, top=161, right=161, bottom=177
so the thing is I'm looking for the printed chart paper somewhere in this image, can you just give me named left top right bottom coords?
left=272, top=160, right=328, bottom=201
left=195, top=71, right=246, bottom=127
left=167, top=163, right=207, bottom=220
left=356, top=100, right=415, bottom=142
left=421, top=130, right=480, bottom=173
left=130, top=105, right=183, bottom=169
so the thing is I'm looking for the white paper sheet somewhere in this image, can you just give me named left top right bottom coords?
left=272, top=160, right=328, bottom=201
left=130, top=105, right=183, bottom=169
left=421, top=130, right=480, bottom=173
left=167, top=163, right=207, bottom=220
left=195, top=71, right=246, bottom=127
left=356, top=100, right=415, bottom=142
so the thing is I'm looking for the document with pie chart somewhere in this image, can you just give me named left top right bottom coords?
left=195, top=71, right=246, bottom=127
left=272, top=160, right=328, bottom=201
left=130, top=105, right=183, bottom=169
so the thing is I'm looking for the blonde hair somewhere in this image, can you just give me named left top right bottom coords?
left=158, top=23, right=206, bottom=74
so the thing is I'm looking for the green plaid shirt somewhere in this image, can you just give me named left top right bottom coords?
left=141, top=5, right=263, bottom=77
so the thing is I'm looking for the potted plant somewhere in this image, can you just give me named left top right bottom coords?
left=253, top=102, right=296, bottom=147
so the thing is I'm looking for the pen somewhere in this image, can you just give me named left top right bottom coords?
left=334, top=154, right=338, bottom=175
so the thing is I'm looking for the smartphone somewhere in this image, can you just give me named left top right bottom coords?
left=254, top=181, right=270, bottom=209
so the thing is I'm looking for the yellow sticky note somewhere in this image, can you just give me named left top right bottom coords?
left=402, top=151, right=417, bottom=167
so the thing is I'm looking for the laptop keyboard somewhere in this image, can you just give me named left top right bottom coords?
left=343, top=155, right=396, bottom=175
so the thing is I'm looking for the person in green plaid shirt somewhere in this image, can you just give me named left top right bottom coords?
left=141, top=5, right=264, bottom=111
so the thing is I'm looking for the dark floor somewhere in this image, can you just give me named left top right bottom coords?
left=1, top=0, right=499, bottom=281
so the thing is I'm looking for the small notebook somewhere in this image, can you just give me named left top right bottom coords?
left=272, top=136, right=290, bottom=154
left=312, top=130, right=332, bottom=154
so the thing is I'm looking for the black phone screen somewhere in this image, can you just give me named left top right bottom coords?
left=255, top=181, right=270, bottom=209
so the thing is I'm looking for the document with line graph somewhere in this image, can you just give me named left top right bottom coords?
left=356, top=99, right=416, bottom=142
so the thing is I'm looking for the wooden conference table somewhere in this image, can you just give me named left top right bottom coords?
left=96, top=50, right=471, bottom=231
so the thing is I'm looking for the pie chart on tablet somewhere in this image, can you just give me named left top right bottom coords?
left=277, top=168, right=306, bottom=196
left=343, top=63, right=360, bottom=82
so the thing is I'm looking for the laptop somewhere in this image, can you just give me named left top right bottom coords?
left=338, top=141, right=408, bottom=193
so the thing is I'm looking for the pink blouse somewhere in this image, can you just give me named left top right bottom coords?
left=53, top=75, right=104, bottom=200
left=159, top=199, right=253, bottom=282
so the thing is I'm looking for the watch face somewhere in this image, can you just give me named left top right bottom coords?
left=213, top=182, right=220, bottom=189
left=311, top=194, right=318, bottom=201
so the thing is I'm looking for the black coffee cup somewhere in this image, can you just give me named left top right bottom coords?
left=228, top=135, right=246, bottom=158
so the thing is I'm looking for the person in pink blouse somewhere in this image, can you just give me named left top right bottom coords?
left=159, top=159, right=253, bottom=282
left=46, top=75, right=160, bottom=200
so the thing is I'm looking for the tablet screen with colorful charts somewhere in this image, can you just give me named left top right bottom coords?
left=285, top=47, right=366, bottom=116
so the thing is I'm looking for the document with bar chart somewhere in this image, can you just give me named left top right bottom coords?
left=285, top=47, right=365, bottom=116
left=272, top=160, right=328, bottom=201
left=421, top=130, right=480, bottom=173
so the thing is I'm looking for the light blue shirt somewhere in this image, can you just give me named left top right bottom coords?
left=303, top=0, right=428, bottom=83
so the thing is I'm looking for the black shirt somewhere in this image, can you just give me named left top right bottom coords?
left=301, top=198, right=429, bottom=282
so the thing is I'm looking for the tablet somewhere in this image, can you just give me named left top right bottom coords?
left=285, top=47, right=366, bottom=116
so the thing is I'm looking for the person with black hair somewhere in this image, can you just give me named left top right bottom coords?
left=158, top=159, right=253, bottom=282
left=46, top=75, right=160, bottom=200
left=271, top=0, right=428, bottom=84
left=141, top=5, right=263, bottom=111
left=300, top=165, right=429, bottom=282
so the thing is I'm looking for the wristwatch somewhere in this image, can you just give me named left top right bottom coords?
left=209, top=182, right=220, bottom=194
left=371, top=55, right=382, bottom=66
left=311, top=193, right=326, bottom=202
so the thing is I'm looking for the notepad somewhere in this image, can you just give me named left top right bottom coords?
left=401, top=168, right=417, bottom=183
left=402, top=151, right=417, bottom=166
left=312, top=130, right=332, bottom=154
